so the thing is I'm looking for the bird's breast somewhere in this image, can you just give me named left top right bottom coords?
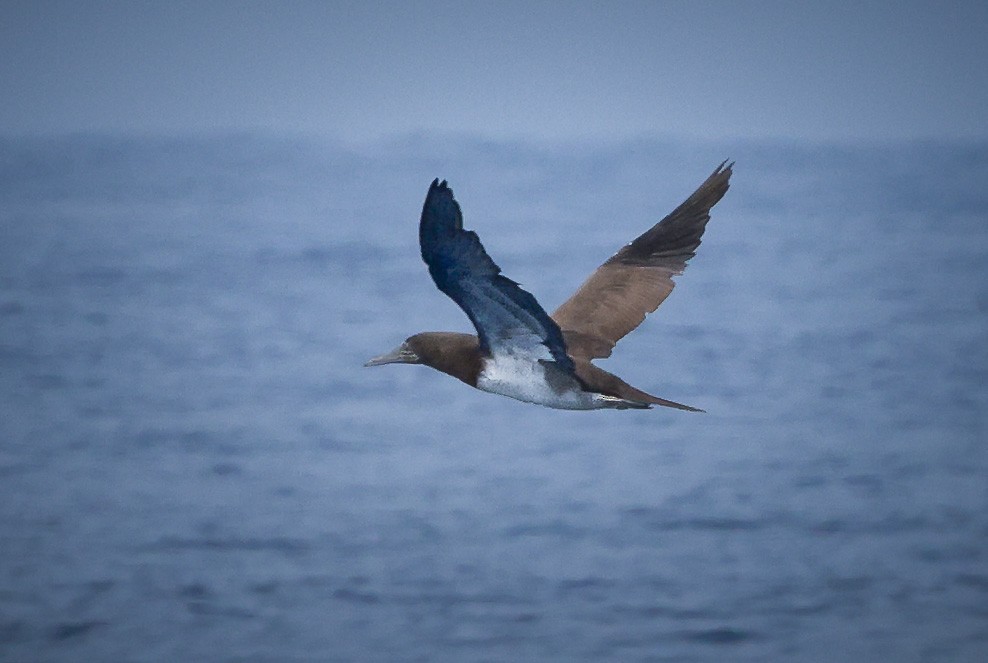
left=476, top=353, right=602, bottom=410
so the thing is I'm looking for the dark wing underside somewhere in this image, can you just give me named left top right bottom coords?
left=420, top=179, right=573, bottom=371
left=552, top=161, right=733, bottom=360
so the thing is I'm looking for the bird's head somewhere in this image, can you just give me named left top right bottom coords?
left=364, top=332, right=481, bottom=385
left=364, top=337, right=422, bottom=367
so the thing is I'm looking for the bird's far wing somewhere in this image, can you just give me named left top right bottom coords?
left=552, top=161, right=733, bottom=360
left=420, top=179, right=573, bottom=371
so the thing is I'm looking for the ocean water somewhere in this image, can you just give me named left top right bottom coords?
left=0, top=134, right=985, bottom=662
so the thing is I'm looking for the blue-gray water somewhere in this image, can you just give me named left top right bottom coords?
left=1, top=135, right=986, bottom=662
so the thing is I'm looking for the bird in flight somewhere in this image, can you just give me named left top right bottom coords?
left=366, top=161, right=733, bottom=410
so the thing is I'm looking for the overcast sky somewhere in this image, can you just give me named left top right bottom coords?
left=2, top=1, right=987, bottom=143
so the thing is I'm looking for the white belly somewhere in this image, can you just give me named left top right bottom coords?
left=476, top=354, right=602, bottom=410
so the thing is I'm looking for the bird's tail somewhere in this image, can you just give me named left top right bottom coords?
left=574, top=361, right=705, bottom=412
left=637, top=392, right=705, bottom=412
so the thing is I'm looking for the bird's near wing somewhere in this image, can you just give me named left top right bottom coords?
left=420, top=179, right=574, bottom=371
left=552, top=161, right=733, bottom=361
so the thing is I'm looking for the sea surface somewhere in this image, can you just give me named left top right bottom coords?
left=1, top=134, right=986, bottom=662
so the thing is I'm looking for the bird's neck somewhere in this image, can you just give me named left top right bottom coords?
left=410, top=332, right=483, bottom=386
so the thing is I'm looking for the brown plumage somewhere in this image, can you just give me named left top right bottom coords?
left=404, top=332, right=482, bottom=386
left=553, top=160, right=732, bottom=361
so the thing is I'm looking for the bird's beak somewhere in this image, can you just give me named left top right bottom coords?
left=364, top=342, right=419, bottom=367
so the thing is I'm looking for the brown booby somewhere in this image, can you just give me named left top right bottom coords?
left=365, top=161, right=733, bottom=410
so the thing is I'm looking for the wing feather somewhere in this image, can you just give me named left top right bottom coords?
left=552, top=161, right=733, bottom=360
left=420, top=179, right=574, bottom=370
